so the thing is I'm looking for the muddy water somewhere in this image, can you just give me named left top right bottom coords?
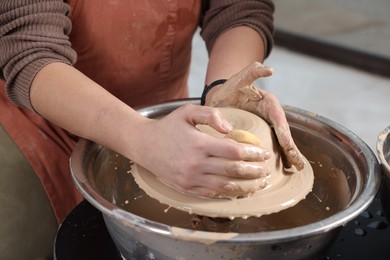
left=94, top=128, right=354, bottom=233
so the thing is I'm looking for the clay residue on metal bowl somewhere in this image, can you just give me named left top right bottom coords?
left=377, top=126, right=390, bottom=178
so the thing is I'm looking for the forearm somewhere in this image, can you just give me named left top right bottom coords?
left=204, top=26, right=267, bottom=105
left=205, top=26, right=266, bottom=84
left=30, top=62, right=147, bottom=160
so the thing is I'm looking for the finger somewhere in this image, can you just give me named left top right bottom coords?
left=203, top=136, right=271, bottom=162
left=252, top=91, right=291, bottom=146
left=230, top=61, right=274, bottom=88
left=261, top=105, right=305, bottom=170
left=180, top=104, right=233, bottom=133
left=201, top=156, right=270, bottom=179
left=284, top=148, right=305, bottom=171
left=249, top=90, right=305, bottom=170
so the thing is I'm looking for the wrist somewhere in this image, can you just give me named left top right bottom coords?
left=200, top=79, right=227, bottom=106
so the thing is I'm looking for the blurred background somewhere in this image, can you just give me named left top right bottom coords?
left=188, top=0, right=390, bottom=153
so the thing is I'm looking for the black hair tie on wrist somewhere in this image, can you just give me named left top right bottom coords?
left=200, top=79, right=227, bottom=106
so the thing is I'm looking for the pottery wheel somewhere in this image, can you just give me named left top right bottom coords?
left=133, top=107, right=314, bottom=219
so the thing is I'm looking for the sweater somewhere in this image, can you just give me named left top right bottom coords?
left=0, top=0, right=274, bottom=110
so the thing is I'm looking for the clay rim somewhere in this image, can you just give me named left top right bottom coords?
left=132, top=158, right=314, bottom=218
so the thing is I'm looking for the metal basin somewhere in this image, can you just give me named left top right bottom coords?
left=70, top=99, right=380, bottom=260
left=376, top=125, right=390, bottom=221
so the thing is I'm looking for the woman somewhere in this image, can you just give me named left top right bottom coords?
left=0, top=0, right=303, bottom=258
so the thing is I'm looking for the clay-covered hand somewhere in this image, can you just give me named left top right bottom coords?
left=205, top=61, right=305, bottom=170
left=134, top=104, right=271, bottom=197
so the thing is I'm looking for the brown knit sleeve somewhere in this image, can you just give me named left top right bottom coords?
left=0, top=0, right=77, bottom=110
left=200, top=0, right=274, bottom=58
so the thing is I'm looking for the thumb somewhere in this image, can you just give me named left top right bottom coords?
left=176, top=104, right=233, bottom=134
left=184, top=105, right=233, bottom=133
left=273, top=124, right=305, bottom=171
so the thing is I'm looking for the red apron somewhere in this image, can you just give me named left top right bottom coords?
left=0, top=0, right=201, bottom=223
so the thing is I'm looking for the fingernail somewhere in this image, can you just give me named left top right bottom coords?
left=244, top=146, right=270, bottom=160
left=221, top=120, right=233, bottom=131
left=264, top=151, right=271, bottom=160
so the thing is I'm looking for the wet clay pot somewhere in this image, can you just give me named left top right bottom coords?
left=70, top=99, right=380, bottom=260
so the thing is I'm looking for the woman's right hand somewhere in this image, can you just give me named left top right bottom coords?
left=130, top=104, right=271, bottom=197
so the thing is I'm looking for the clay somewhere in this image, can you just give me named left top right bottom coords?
left=112, top=147, right=350, bottom=233
left=132, top=107, right=314, bottom=218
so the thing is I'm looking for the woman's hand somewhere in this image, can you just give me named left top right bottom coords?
left=132, top=104, right=271, bottom=197
left=205, top=61, right=305, bottom=170
left=28, top=63, right=271, bottom=198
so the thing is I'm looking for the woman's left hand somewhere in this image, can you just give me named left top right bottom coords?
left=205, top=61, right=305, bottom=170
